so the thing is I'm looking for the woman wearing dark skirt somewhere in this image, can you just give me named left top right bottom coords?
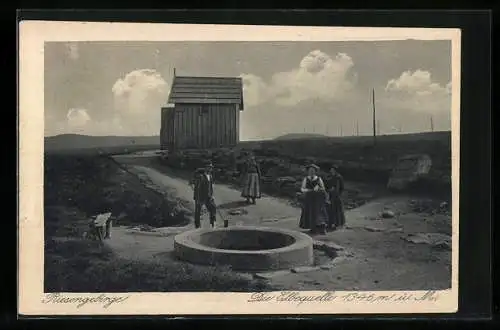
left=324, top=166, right=346, bottom=230
left=241, top=155, right=262, bottom=204
left=299, top=164, right=328, bottom=235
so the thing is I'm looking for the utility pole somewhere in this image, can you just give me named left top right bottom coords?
left=372, top=88, right=377, bottom=145
left=430, top=115, right=434, bottom=132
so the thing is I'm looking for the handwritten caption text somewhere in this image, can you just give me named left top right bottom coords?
left=247, top=291, right=440, bottom=305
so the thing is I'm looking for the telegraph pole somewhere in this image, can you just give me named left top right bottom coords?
left=372, top=88, right=377, bottom=145
left=430, top=115, right=434, bottom=132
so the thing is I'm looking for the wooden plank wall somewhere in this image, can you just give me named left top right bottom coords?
left=171, top=103, right=239, bottom=149
left=235, top=104, right=240, bottom=143
left=160, top=107, right=167, bottom=150
left=167, top=108, right=175, bottom=150
left=160, top=107, right=175, bottom=150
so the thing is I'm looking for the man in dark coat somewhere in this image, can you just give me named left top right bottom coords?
left=324, top=165, right=346, bottom=230
left=190, top=160, right=217, bottom=228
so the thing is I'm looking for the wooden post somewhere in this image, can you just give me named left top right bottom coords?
left=430, top=115, right=434, bottom=132
left=372, top=88, right=377, bottom=145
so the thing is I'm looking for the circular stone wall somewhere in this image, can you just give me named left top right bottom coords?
left=173, top=226, right=314, bottom=271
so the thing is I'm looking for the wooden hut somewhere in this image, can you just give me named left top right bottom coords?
left=160, top=73, right=244, bottom=151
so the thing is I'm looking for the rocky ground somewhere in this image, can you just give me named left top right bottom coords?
left=44, top=139, right=452, bottom=292
left=105, top=151, right=452, bottom=291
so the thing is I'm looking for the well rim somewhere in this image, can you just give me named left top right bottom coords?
left=174, top=226, right=313, bottom=255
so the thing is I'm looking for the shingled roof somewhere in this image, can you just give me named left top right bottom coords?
left=167, top=75, right=244, bottom=110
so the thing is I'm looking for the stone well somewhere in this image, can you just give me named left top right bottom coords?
left=173, top=226, right=314, bottom=271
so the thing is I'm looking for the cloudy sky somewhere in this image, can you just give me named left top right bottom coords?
left=44, top=40, right=452, bottom=140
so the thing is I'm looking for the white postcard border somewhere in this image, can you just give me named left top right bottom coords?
left=18, top=21, right=461, bottom=315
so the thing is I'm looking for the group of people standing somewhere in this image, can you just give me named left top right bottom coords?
left=190, top=153, right=346, bottom=234
left=298, top=163, right=346, bottom=234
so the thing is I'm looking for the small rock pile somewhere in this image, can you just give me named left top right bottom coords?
left=408, top=199, right=451, bottom=216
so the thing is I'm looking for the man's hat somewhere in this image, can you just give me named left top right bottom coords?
left=307, top=163, right=320, bottom=171
left=203, top=160, right=213, bottom=167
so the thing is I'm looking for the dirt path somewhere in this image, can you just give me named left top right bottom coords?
left=106, top=155, right=452, bottom=291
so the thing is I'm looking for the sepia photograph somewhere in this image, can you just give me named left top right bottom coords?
left=19, top=22, right=460, bottom=315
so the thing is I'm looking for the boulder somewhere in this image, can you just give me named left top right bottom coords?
left=387, top=154, right=432, bottom=191
left=291, top=266, right=320, bottom=273
left=381, top=210, right=396, bottom=218
left=401, top=232, right=451, bottom=250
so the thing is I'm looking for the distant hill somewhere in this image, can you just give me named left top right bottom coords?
left=45, top=134, right=159, bottom=151
left=274, top=133, right=327, bottom=141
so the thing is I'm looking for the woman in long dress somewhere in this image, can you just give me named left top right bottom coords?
left=324, top=166, right=346, bottom=230
left=299, top=164, right=328, bottom=234
left=241, top=154, right=262, bottom=204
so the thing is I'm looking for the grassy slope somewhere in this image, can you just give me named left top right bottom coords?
left=44, top=152, right=273, bottom=292
left=247, top=132, right=451, bottom=172
left=243, top=131, right=451, bottom=193
left=45, top=134, right=159, bottom=151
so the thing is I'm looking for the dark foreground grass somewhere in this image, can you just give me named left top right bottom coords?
left=44, top=151, right=275, bottom=292
left=45, top=239, right=274, bottom=292
left=44, top=153, right=189, bottom=230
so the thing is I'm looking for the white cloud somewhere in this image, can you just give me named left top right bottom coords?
left=112, top=69, right=169, bottom=135
left=66, top=43, right=79, bottom=60
left=383, top=70, right=451, bottom=114
left=112, top=69, right=169, bottom=115
left=240, top=50, right=356, bottom=108
left=239, top=73, right=270, bottom=107
left=67, top=108, right=91, bottom=129
left=47, top=70, right=170, bottom=136
left=386, top=69, right=450, bottom=95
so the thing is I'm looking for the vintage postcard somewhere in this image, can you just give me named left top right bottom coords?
left=18, top=21, right=460, bottom=315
